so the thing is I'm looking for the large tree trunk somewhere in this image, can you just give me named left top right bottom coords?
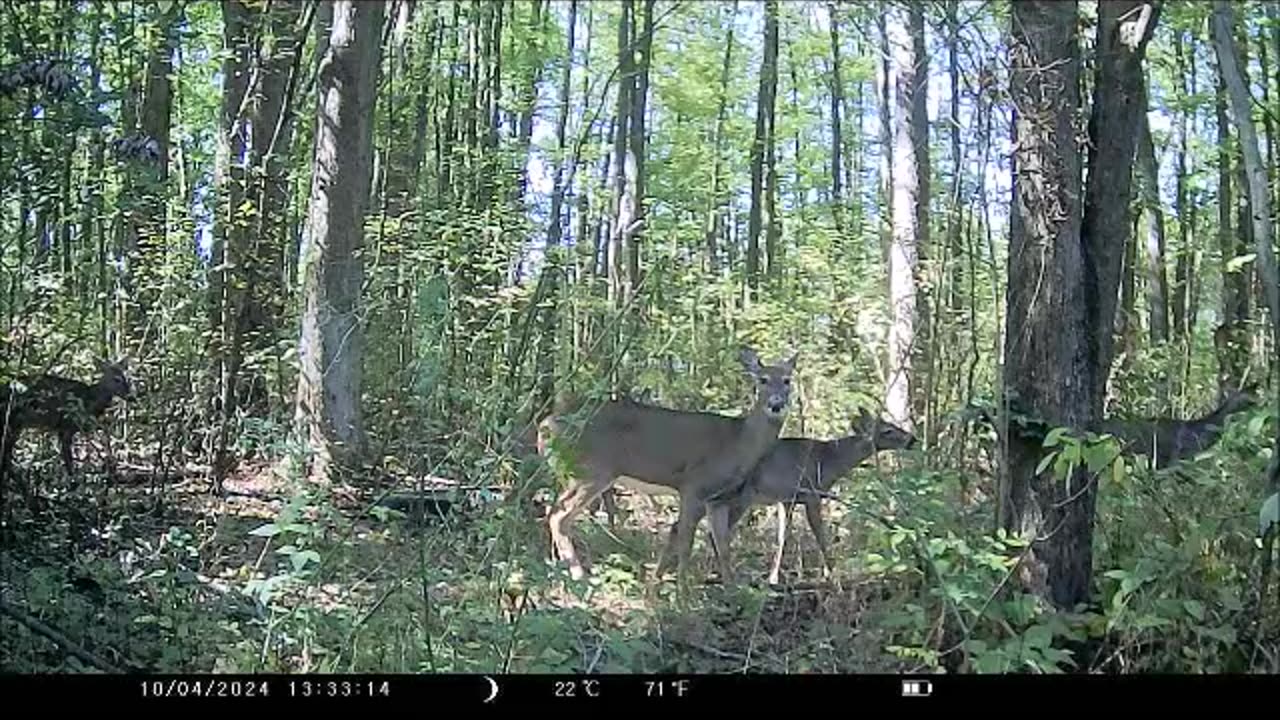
left=885, top=2, right=928, bottom=436
left=295, top=0, right=385, bottom=483
left=1004, top=0, right=1158, bottom=610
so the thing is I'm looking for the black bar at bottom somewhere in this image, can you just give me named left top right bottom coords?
left=1, top=673, right=1271, bottom=707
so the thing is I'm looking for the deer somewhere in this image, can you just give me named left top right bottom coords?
left=978, top=385, right=1259, bottom=471
left=0, top=359, right=135, bottom=485
left=1094, top=386, right=1258, bottom=470
left=715, top=411, right=916, bottom=585
left=538, top=347, right=797, bottom=583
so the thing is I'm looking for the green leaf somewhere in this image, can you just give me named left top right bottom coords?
left=1183, top=600, right=1206, bottom=622
left=1259, top=493, right=1279, bottom=539
left=290, top=550, right=321, bottom=573
left=1035, top=450, right=1058, bottom=476
left=249, top=523, right=279, bottom=538
left=1024, top=624, right=1054, bottom=649
left=1043, top=427, right=1071, bottom=448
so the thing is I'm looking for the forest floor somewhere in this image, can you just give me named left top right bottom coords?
left=0, top=454, right=919, bottom=674
left=2, top=423, right=1276, bottom=674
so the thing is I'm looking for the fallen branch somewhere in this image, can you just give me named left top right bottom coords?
left=0, top=597, right=126, bottom=673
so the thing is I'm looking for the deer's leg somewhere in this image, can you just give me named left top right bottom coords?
left=600, top=488, right=619, bottom=528
left=707, top=502, right=735, bottom=585
left=58, top=429, right=76, bottom=479
left=548, top=475, right=611, bottom=581
left=802, top=497, right=833, bottom=579
left=657, top=492, right=706, bottom=578
left=768, top=502, right=793, bottom=586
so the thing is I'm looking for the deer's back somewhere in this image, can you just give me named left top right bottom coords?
left=745, top=439, right=823, bottom=503
left=552, top=399, right=752, bottom=485
left=2, top=376, right=103, bottom=432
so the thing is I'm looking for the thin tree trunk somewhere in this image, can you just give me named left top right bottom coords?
left=1213, top=2, right=1280, bottom=350
left=627, top=0, right=654, bottom=297
left=827, top=0, right=844, bottom=233
left=1080, top=0, right=1159, bottom=406
left=610, top=0, right=634, bottom=309
left=705, top=0, right=737, bottom=274
left=1172, top=31, right=1190, bottom=339
left=747, top=0, right=779, bottom=298
left=1137, top=106, right=1170, bottom=345
left=515, top=1, right=544, bottom=205
left=1214, top=41, right=1248, bottom=392
left=537, top=0, right=578, bottom=408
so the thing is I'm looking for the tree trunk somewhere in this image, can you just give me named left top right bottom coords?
left=628, top=0, right=654, bottom=296
left=1212, top=2, right=1280, bottom=352
left=1214, top=41, right=1248, bottom=392
left=1136, top=106, right=1170, bottom=345
left=947, top=0, right=963, bottom=317
left=885, top=2, right=928, bottom=435
left=537, top=0, right=578, bottom=408
left=1172, top=31, right=1190, bottom=339
left=610, top=0, right=634, bottom=309
left=295, top=0, right=385, bottom=483
left=1004, top=0, right=1158, bottom=611
left=747, top=0, right=779, bottom=298
left=1004, top=1, right=1090, bottom=607
left=515, top=1, right=544, bottom=205
left=1080, top=0, right=1159, bottom=407
left=705, top=0, right=737, bottom=274
left=877, top=11, right=893, bottom=261
left=827, top=0, right=844, bottom=233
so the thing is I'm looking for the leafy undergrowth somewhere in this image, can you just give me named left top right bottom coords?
left=2, top=414, right=1277, bottom=674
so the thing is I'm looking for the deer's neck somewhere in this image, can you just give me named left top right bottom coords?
left=814, top=436, right=876, bottom=490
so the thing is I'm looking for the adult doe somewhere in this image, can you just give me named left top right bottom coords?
left=1095, top=386, right=1258, bottom=470
left=539, top=347, right=797, bottom=583
left=0, top=359, right=134, bottom=480
left=714, top=410, right=916, bottom=585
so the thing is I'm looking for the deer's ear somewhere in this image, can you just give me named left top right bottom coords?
left=782, top=352, right=799, bottom=372
left=739, top=347, right=762, bottom=373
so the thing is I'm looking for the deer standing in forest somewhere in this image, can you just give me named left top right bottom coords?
left=984, top=385, right=1259, bottom=471
left=0, top=359, right=134, bottom=486
left=712, top=411, right=916, bottom=585
left=538, top=347, right=797, bottom=583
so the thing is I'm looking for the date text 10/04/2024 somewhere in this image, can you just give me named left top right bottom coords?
left=137, top=679, right=392, bottom=698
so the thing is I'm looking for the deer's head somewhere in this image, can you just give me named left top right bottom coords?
left=95, top=358, right=135, bottom=401
left=740, top=347, right=797, bottom=421
left=854, top=409, right=917, bottom=450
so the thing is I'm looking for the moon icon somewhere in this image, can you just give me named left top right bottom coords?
left=482, top=675, right=500, bottom=703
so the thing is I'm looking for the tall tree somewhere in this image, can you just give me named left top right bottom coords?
left=295, top=0, right=385, bottom=482
left=704, top=0, right=737, bottom=273
left=1136, top=105, right=1170, bottom=345
left=885, top=2, right=928, bottom=435
left=827, top=0, right=845, bottom=233
left=1003, top=0, right=1158, bottom=610
left=1212, top=1, right=1279, bottom=351
left=747, top=0, right=779, bottom=297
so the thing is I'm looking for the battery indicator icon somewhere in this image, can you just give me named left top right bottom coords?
left=901, top=679, right=933, bottom=697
